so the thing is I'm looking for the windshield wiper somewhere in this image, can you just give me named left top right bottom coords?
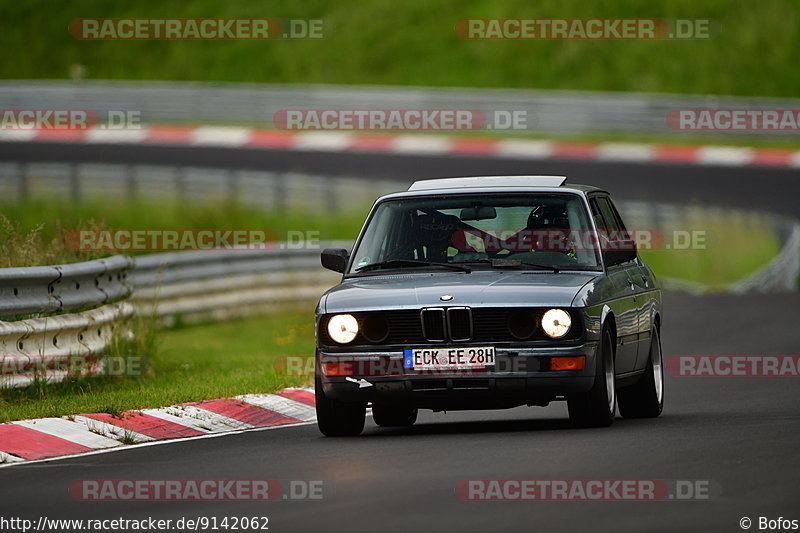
left=462, top=258, right=560, bottom=273
left=355, top=259, right=471, bottom=273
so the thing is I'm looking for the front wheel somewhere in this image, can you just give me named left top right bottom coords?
left=568, top=329, right=616, bottom=428
left=315, top=376, right=366, bottom=437
left=618, top=328, right=664, bottom=418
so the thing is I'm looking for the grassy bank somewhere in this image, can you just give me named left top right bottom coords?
left=0, top=196, right=367, bottom=267
left=0, top=197, right=785, bottom=421
left=2, top=0, right=798, bottom=97
left=0, top=196, right=783, bottom=284
left=0, top=311, right=314, bottom=423
left=445, top=130, right=800, bottom=151
left=0, top=211, right=778, bottom=420
left=639, top=215, right=781, bottom=286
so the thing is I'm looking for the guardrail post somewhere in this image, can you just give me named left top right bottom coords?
left=227, top=169, right=238, bottom=201
left=126, top=165, right=137, bottom=198
left=68, top=163, right=81, bottom=203
left=18, top=162, right=29, bottom=201
left=176, top=166, right=186, bottom=201
left=324, top=175, right=337, bottom=213
left=274, top=172, right=286, bottom=212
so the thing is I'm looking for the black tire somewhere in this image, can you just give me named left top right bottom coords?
left=315, top=376, right=366, bottom=437
left=372, top=404, right=418, bottom=427
left=618, top=328, right=664, bottom=418
left=568, top=329, right=616, bottom=428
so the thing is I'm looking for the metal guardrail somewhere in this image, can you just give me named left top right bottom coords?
left=0, top=245, right=345, bottom=387
left=2, top=80, right=800, bottom=137
left=2, top=206, right=798, bottom=388
left=0, top=255, right=133, bottom=319
left=621, top=202, right=800, bottom=294
left=130, top=244, right=345, bottom=288
left=0, top=255, right=134, bottom=388
left=0, top=161, right=399, bottom=213
left=130, top=244, right=346, bottom=322
left=730, top=219, right=800, bottom=294
left=0, top=302, right=133, bottom=388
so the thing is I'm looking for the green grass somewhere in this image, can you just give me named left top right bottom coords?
left=0, top=211, right=782, bottom=421
left=0, top=310, right=315, bottom=423
left=0, top=196, right=367, bottom=267
left=639, top=214, right=781, bottom=286
left=0, top=195, right=783, bottom=284
left=137, top=122, right=800, bottom=150
left=438, top=129, right=800, bottom=150
left=1, top=0, right=798, bottom=98
left=0, top=195, right=784, bottom=421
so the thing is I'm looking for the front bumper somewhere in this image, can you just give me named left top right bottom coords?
left=318, top=342, right=598, bottom=410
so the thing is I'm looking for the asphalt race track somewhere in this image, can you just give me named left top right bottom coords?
left=1, top=143, right=798, bottom=532
left=1, top=141, right=799, bottom=218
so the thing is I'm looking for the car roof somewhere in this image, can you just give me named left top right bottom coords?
left=409, top=175, right=570, bottom=190
left=379, top=175, right=606, bottom=201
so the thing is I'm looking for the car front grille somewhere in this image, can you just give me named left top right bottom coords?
left=319, top=307, right=582, bottom=347
left=446, top=307, right=472, bottom=341
left=421, top=308, right=447, bottom=341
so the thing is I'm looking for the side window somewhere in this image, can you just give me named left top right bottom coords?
left=589, top=198, right=608, bottom=231
left=590, top=197, right=613, bottom=249
left=605, top=197, right=631, bottom=240
left=595, top=197, right=628, bottom=241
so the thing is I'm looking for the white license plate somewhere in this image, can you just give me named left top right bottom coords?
left=404, top=346, right=495, bottom=371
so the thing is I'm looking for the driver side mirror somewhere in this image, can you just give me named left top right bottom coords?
left=603, top=239, right=637, bottom=266
left=321, top=248, right=350, bottom=273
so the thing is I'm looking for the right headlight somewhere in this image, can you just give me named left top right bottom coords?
left=541, top=309, right=572, bottom=339
left=327, top=314, right=359, bottom=344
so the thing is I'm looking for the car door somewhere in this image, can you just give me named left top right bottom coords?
left=628, top=261, right=658, bottom=369
left=598, top=196, right=655, bottom=371
left=589, top=196, right=639, bottom=374
left=603, top=197, right=655, bottom=370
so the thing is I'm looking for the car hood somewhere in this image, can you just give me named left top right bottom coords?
left=321, top=271, right=599, bottom=313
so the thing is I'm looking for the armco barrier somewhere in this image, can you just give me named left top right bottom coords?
left=0, top=255, right=134, bottom=388
left=0, top=255, right=132, bottom=320
left=0, top=302, right=133, bottom=388
left=0, top=246, right=344, bottom=387
left=129, top=244, right=347, bottom=322
left=0, top=162, right=398, bottom=213
left=621, top=202, right=800, bottom=294
left=2, top=210, right=798, bottom=388
left=2, top=80, right=800, bottom=137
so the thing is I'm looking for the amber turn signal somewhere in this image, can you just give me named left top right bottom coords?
left=550, top=356, right=586, bottom=371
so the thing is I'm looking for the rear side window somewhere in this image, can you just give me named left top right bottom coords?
left=594, top=196, right=630, bottom=241
left=589, top=199, right=608, bottom=231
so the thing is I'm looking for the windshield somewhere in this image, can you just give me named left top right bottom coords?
left=348, top=193, right=601, bottom=274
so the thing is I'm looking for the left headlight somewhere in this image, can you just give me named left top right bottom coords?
left=327, top=314, right=359, bottom=344
left=541, top=309, right=572, bottom=339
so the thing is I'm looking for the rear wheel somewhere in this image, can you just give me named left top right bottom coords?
left=315, top=375, right=366, bottom=437
left=372, top=404, right=418, bottom=427
left=618, top=328, right=664, bottom=418
left=568, top=329, right=616, bottom=428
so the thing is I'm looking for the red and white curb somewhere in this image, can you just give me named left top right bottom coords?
left=0, top=388, right=315, bottom=465
left=0, top=126, right=798, bottom=168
